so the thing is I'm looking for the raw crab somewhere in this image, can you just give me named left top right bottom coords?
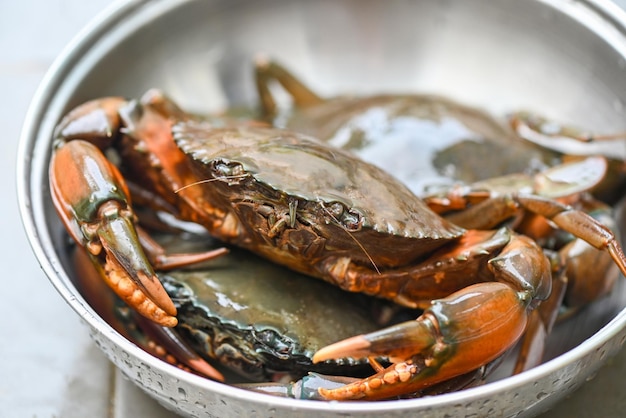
left=72, top=231, right=391, bottom=383
left=254, top=58, right=625, bottom=309
left=49, top=85, right=626, bottom=400
left=255, top=58, right=626, bottom=203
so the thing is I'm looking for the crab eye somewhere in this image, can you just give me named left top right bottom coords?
left=340, top=208, right=363, bottom=231
left=325, top=202, right=363, bottom=231
left=211, top=159, right=246, bottom=181
left=327, top=202, right=345, bottom=217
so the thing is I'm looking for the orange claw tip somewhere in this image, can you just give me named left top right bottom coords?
left=136, top=271, right=178, bottom=317
left=312, top=335, right=371, bottom=363
left=101, top=254, right=178, bottom=327
left=132, top=294, right=177, bottom=327
left=134, top=315, right=223, bottom=381
left=98, top=216, right=178, bottom=317
left=188, top=358, right=225, bottom=382
left=359, top=320, right=437, bottom=356
left=154, top=315, right=178, bottom=328
left=314, top=319, right=439, bottom=364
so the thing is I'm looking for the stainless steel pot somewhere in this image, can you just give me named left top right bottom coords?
left=17, top=0, right=626, bottom=416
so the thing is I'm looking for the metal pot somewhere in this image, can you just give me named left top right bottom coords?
left=17, top=0, right=626, bottom=416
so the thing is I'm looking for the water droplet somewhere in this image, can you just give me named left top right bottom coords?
left=536, top=391, right=548, bottom=400
left=178, top=387, right=187, bottom=400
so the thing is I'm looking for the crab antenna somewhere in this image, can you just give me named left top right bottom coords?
left=174, top=175, right=248, bottom=193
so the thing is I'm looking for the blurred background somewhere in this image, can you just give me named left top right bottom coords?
left=1, top=0, right=625, bottom=416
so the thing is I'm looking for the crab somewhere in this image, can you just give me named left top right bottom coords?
left=254, top=58, right=626, bottom=387
left=254, top=58, right=626, bottom=203
left=49, top=86, right=626, bottom=401
left=71, top=230, right=391, bottom=383
left=253, top=58, right=625, bottom=307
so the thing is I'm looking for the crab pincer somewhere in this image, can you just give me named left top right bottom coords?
left=311, top=227, right=621, bottom=401
left=49, top=98, right=226, bottom=327
left=314, top=280, right=536, bottom=400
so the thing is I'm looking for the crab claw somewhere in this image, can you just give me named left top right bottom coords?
left=50, top=140, right=178, bottom=326
left=133, top=315, right=225, bottom=381
left=313, top=282, right=529, bottom=400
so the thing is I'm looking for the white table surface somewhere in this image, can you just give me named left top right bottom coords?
left=2, top=1, right=625, bottom=417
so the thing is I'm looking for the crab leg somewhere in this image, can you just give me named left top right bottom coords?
left=557, top=201, right=621, bottom=308
left=312, top=235, right=551, bottom=400
left=254, top=56, right=324, bottom=118
left=136, top=228, right=228, bottom=271
left=424, top=156, right=609, bottom=219
left=422, top=158, right=626, bottom=278
left=133, top=315, right=225, bottom=381
left=510, top=111, right=626, bottom=143
left=515, top=194, right=626, bottom=278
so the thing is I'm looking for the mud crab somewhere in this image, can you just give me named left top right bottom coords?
left=254, top=58, right=625, bottom=312
left=255, top=58, right=626, bottom=203
left=72, top=230, right=392, bottom=383
left=49, top=85, right=626, bottom=400
left=254, top=59, right=626, bottom=386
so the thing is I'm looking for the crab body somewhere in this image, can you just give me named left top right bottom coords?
left=72, top=232, right=387, bottom=382
left=174, top=121, right=464, bottom=275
